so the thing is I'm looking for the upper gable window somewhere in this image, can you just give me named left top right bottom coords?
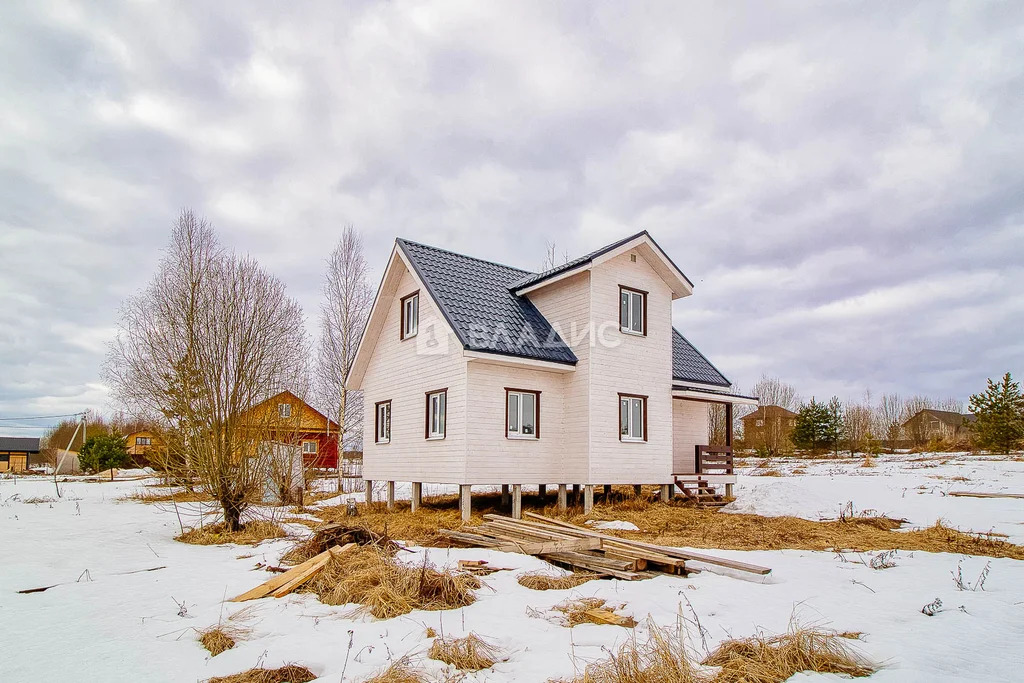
left=619, top=286, right=646, bottom=336
left=278, top=403, right=292, bottom=418
left=401, top=291, right=419, bottom=340
left=136, top=436, right=151, bottom=446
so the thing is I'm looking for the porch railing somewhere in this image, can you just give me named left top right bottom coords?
left=695, top=445, right=734, bottom=475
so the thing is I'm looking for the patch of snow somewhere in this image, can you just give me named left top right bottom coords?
left=586, top=520, right=641, bottom=531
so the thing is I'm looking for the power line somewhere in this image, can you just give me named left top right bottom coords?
left=0, top=412, right=87, bottom=421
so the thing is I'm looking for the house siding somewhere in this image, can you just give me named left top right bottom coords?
left=361, top=264, right=468, bottom=483
left=526, top=271, right=592, bottom=483
left=672, top=399, right=709, bottom=474
left=587, top=251, right=674, bottom=484
left=464, top=361, right=568, bottom=483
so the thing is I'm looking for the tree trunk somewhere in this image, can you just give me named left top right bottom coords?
left=222, top=497, right=244, bottom=532
left=337, top=385, right=347, bottom=494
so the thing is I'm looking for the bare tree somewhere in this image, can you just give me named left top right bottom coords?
left=844, top=402, right=875, bottom=454
left=316, top=226, right=372, bottom=492
left=106, top=210, right=308, bottom=530
left=541, top=240, right=570, bottom=271
left=750, top=374, right=800, bottom=410
left=876, top=393, right=904, bottom=446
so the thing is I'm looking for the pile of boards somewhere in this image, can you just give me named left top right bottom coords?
left=230, top=543, right=355, bottom=602
left=441, top=512, right=771, bottom=579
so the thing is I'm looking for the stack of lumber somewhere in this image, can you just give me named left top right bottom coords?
left=440, top=512, right=771, bottom=579
left=230, top=543, right=355, bottom=602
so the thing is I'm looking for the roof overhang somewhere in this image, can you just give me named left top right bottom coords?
left=464, top=350, right=576, bottom=374
left=515, top=232, right=694, bottom=300
left=672, top=385, right=758, bottom=405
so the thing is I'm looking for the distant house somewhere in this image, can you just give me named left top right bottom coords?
left=741, top=406, right=798, bottom=454
left=0, top=437, right=41, bottom=472
left=240, top=390, right=340, bottom=469
left=901, top=409, right=975, bottom=445
left=124, top=430, right=158, bottom=460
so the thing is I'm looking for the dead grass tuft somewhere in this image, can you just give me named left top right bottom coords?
left=206, top=664, right=316, bottom=683
left=176, top=521, right=286, bottom=546
left=702, top=626, right=875, bottom=682
left=123, top=488, right=215, bottom=504
left=758, top=470, right=784, bottom=477
left=791, top=467, right=807, bottom=475
left=281, top=524, right=398, bottom=565
left=298, top=545, right=480, bottom=619
left=199, top=628, right=236, bottom=656
left=860, top=457, right=876, bottom=468
left=518, top=570, right=599, bottom=591
left=363, top=656, right=426, bottom=682
left=428, top=633, right=503, bottom=671
left=551, top=597, right=637, bottom=627
left=565, top=617, right=704, bottom=682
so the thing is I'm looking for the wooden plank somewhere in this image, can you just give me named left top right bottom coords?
left=949, top=491, right=1024, bottom=499
left=441, top=529, right=600, bottom=555
left=270, top=543, right=355, bottom=598
left=541, top=553, right=643, bottom=579
left=584, top=608, right=637, bottom=627
left=230, top=545, right=344, bottom=602
left=523, top=512, right=772, bottom=575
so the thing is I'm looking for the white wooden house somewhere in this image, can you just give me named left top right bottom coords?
left=346, top=231, right=756, bottom=519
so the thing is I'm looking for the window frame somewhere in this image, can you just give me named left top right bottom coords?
left=374, top=400, right=391, bottom=444
left=278, top=403, right=292, bottom=418
left=505, top=387, right=541, bottom=440
left=618, top=285, right=648, bottom=336
left=400, top=290, right=420, bottom=340
left=136, top=436, right=151, bottom=446
left=301, top=440, right=318, bottom=454
left=618, top=392, right=648, bottom=443
left=425, top=388, right=447, bottom=440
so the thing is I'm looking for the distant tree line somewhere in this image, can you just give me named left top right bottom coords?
left=727, top=372, right=1024, bottom=455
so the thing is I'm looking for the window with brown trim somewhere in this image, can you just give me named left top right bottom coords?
left=425, top=388, right=446, bottom=439
left=375, top=400, right=391, bottom=444
left=505, top=388, right=540, bottom=439
left=400, top=291, right=419, bottom=340
left=618, top=393, right=647, bottom=442
left=619, top=285, right=647, bottom=336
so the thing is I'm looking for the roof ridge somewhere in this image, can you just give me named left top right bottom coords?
left=396, top=237, right=536, bottom=276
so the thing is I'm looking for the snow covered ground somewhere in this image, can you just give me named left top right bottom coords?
left=2, top=455, right=1023, bottom=682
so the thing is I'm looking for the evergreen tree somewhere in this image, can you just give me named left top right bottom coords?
left=825, top=396, right=844, bottom=455
left=969, top=372, right=1024, bottom=453
left=79, top=433, right=130, bottom=478
left=792, top=398, right=831, bottom=452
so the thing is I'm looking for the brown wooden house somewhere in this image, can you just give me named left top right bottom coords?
left=901, top=409, right=975, bottom=446
left=0, top=437, right=41, bottom=472
left=240, top=391, right=340, bottom=469
left=741, top=406, right=798, bottom=455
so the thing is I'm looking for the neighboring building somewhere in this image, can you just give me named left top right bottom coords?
left=125, top=430, right=158, bottom=459
left=741, top=406, right=798, bottom=454
left=0, top=437, right=41, bottom=472
left=346, top=231, right=757, bottom=519
left=901, top=409, right=975, bottom=446
left=240, top=390, right=340, bottom=469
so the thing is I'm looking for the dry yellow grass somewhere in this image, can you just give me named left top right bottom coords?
left=298, top=545, right=480, bottom=619
left=206, top=665, right=316, bottom=683
left=363, top=657, right=425, bottom=682
left=702, top=626, right=875, bottom=682
left=565, top=617, right=704, bottom=683
left=860, top=457, right=876, bottom=468
left=427, top=633, right=503, bottom=671
left=320, top=490, right=1024, bottom=560
left=552, top=597, right=637, bottom=627
left=123, top=488, right=215, bottom=504
left=176, top=520, right=286, bottom=546
left=758, top=470, right=784, bottom=477
left=518, top=570, right=599, bottom=591
left=199, top=628, right=235, bottom=656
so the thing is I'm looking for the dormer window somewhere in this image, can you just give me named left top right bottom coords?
left=619, top=285, right=646, bottom=336
left=401, top=291, right=419, bottom=340
left=278, top=403, right=291, bottom=418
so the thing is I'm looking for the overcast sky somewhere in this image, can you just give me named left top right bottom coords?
left=2, top=1, right=1022, bottom=437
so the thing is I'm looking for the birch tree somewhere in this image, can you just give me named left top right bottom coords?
left=316, top=226, right=372, bottom=491
left=106, top=210, right=308, bottom=530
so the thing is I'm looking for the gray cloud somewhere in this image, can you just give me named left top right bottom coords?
left=1, top=0, right=1022, bottom=435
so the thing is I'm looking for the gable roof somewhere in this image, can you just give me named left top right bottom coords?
left=510, top=230, right=694, bottom=295
left=672, top=329, right=730, bottom=387
left=741, top=406, right=799, bottom=421
left=903, top=409, right=972, bottom=428
left=397, top=239, right=578, bottom=365
left=0, top=436, right=41, bottom=453
left=244, top=390, right=339, bottom=430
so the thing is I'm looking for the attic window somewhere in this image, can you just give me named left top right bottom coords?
left=278, top=403, right=292, bottom=418
left=136, top=436, right=151, bottom=446
left=630, top=253, right=637, bottom=262
left=619, top=285, right=647, bottom=336
left=401, top=291, right=419, bottom=340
